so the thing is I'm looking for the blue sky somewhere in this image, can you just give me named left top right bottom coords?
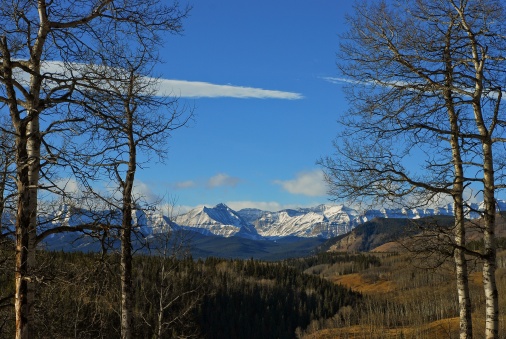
left=134, top=0, right=355, bottom=212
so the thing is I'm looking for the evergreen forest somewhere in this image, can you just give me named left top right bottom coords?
left=0, top=241, right=366, bottom=338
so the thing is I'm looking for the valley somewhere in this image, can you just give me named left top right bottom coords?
left=5, top=209, right=506, bottom=337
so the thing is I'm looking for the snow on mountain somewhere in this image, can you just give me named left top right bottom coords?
left=249, top=206, right=353, bottom=239
left=132, top=209, right=173, bottom=235
left=236, top=202, right=471, bottom=239
left=236, top=208, right=266, bottom=225
left=22, top=199, right=506, bottom=242
left=175, top=203, right=454, bottom=239
left=174, top=203, right=260, bottom=239
left=36, top=205, right=174, bottom=239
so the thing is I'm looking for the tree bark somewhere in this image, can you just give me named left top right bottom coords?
left=482, top=143, right=498, bottom=339
left=444, top=27, right=473, bottom=338
left=120, top=95, right=137, bottom=339
left=14, top=115, right=41, bottom=339
left=457, top=3, right=500, bottom=335
left=120, top=201, right=133, bottom=339
left=454, top=203, right=473, bottom=339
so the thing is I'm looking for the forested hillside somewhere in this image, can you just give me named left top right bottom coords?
left=0, top=244, right=362, bottom=338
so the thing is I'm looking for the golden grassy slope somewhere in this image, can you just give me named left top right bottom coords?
left=300, top=250, right=506, bottom=339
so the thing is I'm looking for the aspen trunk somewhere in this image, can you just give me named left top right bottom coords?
left=120, top=166, right=135, bottom=339
left=120, top=203, right=133, bottom=339
left=445, top=49, right=473, bottom=337
left=121, top=102, right=137, bottom=339
left=14, top=116, right=40, bottom=339
left=454, top=211, right=472, bottom=339
left=482, top=143, right=498, bottom=339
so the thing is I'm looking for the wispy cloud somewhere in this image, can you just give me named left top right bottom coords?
left=274, top=170, right=327, bottom=197
left=207, top=173, right=241, bottom=188
left=53, top=178, right=81, bottom=196
left=173, top=180, right=197, bottom=189
left=321, top=76, right=362, bottom=85
left=172, top=173, right=242, bottom=190
left=226, top=201, right=284, bottom=212
left=132, top=181, right=160, bottom=203
left=322, top=76, right=506, bottom=100
left=156, top=79, right=303, bottom=99
left=19, top=61, right=303, bottom=100
left=225, top=200, right=304, bottom=212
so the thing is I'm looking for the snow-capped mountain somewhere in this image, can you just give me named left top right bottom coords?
left=36, top=204, right=174, bottom=238
left=29, top=200, right=506, bottom=242
left=173, top=203, right=260, bottom=239
left=173, top=203, right=462, bottom=239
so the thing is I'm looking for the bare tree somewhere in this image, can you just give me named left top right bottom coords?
left=0, top=117, right=16, bottom=336
left=0, top=1, right=189, bottom=338
left=78, top=49, right=192, bottom=338
left=0, top=117, right=16, bottom=239
left=319, top=1, right=506, bottom=338
left=145, top=200, right=201, bottom=339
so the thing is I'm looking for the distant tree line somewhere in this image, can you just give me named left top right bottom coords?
left=284, top=252, right=381, bottom=273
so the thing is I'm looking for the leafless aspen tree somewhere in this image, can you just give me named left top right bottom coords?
left=0, top=1, right=189, bottom=338
left=319, top=1, right=506, bottom=338
left=77, top=48, right=192, bottom=338
left=144, top=201, right=201, bottom=339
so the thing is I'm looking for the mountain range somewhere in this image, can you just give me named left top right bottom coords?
left=36, top=200, right=506, bottom=241
left=173, top=202, right=461, bottom=239
left=35, top=200, right=506, bottom=259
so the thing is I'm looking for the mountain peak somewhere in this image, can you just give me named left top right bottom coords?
left=175, top=202, right=259, bottom=239
left=171, top=200, right=506, bottom=240
left=214, top=203, right=230, bottom=210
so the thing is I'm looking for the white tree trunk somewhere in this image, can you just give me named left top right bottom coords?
left=482, top=144, right=498, bottom=339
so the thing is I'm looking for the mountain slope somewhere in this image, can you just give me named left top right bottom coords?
left=174, top=203, right=459, bottom=239
left=320, top=216, right=455, bottom=252
left=174, top=203, right=259, bottom=239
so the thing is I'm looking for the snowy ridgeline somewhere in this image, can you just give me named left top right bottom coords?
left=7, top=200, right=505, bottom=241
left=171, top=201, right=505, bottom=239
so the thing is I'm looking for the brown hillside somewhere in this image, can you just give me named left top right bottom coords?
left=326, top=213, right=506, bottom=253
left=298, top=247, right=506, bottom=338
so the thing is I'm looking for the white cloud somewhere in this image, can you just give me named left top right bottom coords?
left=274, top=170, right=327, bottom=197
left=19, top=60, right=303, bottom=100
left=156, top=79, right=303, bottom=99
left=131, top=181, right=160, bottom=203
left=417, top=187, right=482, bottom=209
left=157, top=203, right=205, bottom=217
left=225, top=201, right=284, bottom=212
left=53, top=178, right=81, bottom=195
left=207, top=173, right=241, bottom=188
left=321, top=76, right=362, bottom=85
left=173, top=180, right=197, bottom=189
left=225, top=201, right=319, bottom=212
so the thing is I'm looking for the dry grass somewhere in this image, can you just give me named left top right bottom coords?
left=302, top=317, right=460, bottom=339
left=370, top=242, right=403, bottom=253
left=331, top=273, right=396, bottom=295
left=300, top=249, right=506, bottom=339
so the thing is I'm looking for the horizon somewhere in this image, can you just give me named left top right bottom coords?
left=170, top=199, right=505, bottom=217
